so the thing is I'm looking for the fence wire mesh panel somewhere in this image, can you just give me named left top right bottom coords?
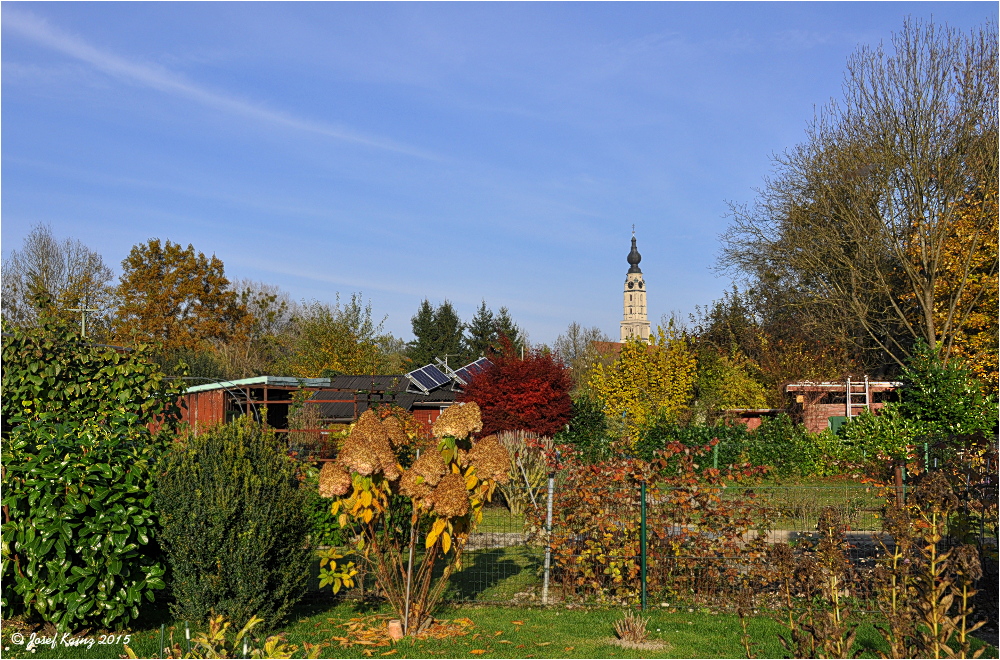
left=310, top=471, right=995, bottom=614
left=433, top=481, right=893, bottom=607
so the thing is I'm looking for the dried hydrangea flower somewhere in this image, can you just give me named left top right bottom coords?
left=430, top=473, right=470, bottom=518
left=410, top=449, right=447, bottom=487
left=375, top=442, right=401, bottom=481
left=337, top=435, right=377, bottom=476
left=341, top=410, right=402, bottom=480
left=319, top=462, right=352, bottom=498
left=381, top=415, right=410, bottom=447
left=352, top=410, right=390, bottom=444
left=467, top=435, right=511, bottom=484
left=432, top=402, right=483, bottom=440
left=399, top=468, right=433, bottom=507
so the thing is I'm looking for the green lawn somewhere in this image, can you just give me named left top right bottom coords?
left=3, top=600, right=996, bottom=659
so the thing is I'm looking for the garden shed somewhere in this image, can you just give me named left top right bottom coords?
left=178, top=358, right=492, bottom=437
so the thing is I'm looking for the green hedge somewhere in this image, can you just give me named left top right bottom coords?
left=154, top=420, right=313, bottom=629
left=634, top=414, right=849, bottom=477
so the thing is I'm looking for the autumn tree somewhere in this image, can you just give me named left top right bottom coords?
left=280, top=295, right=397, bottom=377
left=903, top=194, right=998, bottom=392
left=692, top=350, right=768, bottom=422
left=553, top=321, right=611, bottom=395
left=1, top=224, right=115, bottom=335
left=721, top=19, right=998, bottom=371
left=406, top=299, right=465, bottom=367
left=209, top=280, right=296, bottom=378
left=113, top=239, right=250, bottom=359
left=690, top=288, right=855, bottom=406
left=587, top=326, right=697, bottom=440
left=458, top=339, right=572, bottom=437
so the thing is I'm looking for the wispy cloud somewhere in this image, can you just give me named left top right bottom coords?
left=2, top=8, right=438, bottom=160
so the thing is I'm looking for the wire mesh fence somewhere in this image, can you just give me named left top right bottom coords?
left=421, top=481, right=879, bottom=606
left=433, top=476, right=995, bottom=609
left=308, top=461, right=996, bottom=613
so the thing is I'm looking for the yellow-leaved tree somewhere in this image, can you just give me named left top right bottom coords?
left=907, top=193, right=999, bottom=393
left=587, top=326, right=697, bottom=440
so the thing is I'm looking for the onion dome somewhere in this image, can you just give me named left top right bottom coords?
left=627, top=235, right=642, bottom=273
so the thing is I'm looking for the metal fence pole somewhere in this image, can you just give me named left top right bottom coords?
left=713, top=442, right=719, bottom=470
left=640, top=481, right=647, bottom=612
left=541, top=473, right=555, bottom=605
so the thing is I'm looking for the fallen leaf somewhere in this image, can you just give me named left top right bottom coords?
left=497, top=640, right=512, bottom=644
left=469, top=650, right=487, bottom=655
left=494, top=631, right=503, bottom=636
left=380, top=651, right=398, bottom=657
left=536, top=642, right=552, bottom=646
left=564, top=647, right=574, bottom=652
left=511, top=621, right=524, bottom=626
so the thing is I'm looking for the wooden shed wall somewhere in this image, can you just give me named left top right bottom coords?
left=180, top=390, right=226, bottom=433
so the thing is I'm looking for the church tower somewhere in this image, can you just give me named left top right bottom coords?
left=620, top=232, right=651, bottom=341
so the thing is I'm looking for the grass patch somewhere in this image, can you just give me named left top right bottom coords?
left=4, top=600, right=996, bottom=659
left=477, top=505, right=526, bottom=533
left=446, top=545, right=544, bottom=602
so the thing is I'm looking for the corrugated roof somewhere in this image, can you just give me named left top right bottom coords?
left=308, top=389, right=457, bottom=421
left=327, top=375, right=407, bottom=391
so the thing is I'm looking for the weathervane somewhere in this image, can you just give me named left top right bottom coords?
left=632, top=223, right=635, bottom=237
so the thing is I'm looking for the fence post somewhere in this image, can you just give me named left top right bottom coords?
left=541, top=473, right=555, bottom=605
left=713, top=442, right=719, bottom=470
left=640, top=481, right=647, bottom=612
left=893, top=461, right=904, bottom=508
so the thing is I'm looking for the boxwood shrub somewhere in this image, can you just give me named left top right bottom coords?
left=154, top=419, right=312, bottom=629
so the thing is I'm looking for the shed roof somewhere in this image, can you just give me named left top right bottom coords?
left=185, top=376, right=336, bottom=394
left=785, top=381, right=902, bottom=392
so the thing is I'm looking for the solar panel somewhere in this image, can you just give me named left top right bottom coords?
left=420, top=365, right=450, bottom=388
left=406, top=364, right=451, bottom=393
left=453, top=358, right=493, bottom=385
left=470, top=357, right=492, bottom=372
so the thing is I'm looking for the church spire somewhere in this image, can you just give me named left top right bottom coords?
left=620, top=230, right=650, bottom=342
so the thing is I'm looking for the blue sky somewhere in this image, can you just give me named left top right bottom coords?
left=2, top=2, right=996, bottom=345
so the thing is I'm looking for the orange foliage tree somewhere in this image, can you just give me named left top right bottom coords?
left=113, top=239, right=249, bottom=352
